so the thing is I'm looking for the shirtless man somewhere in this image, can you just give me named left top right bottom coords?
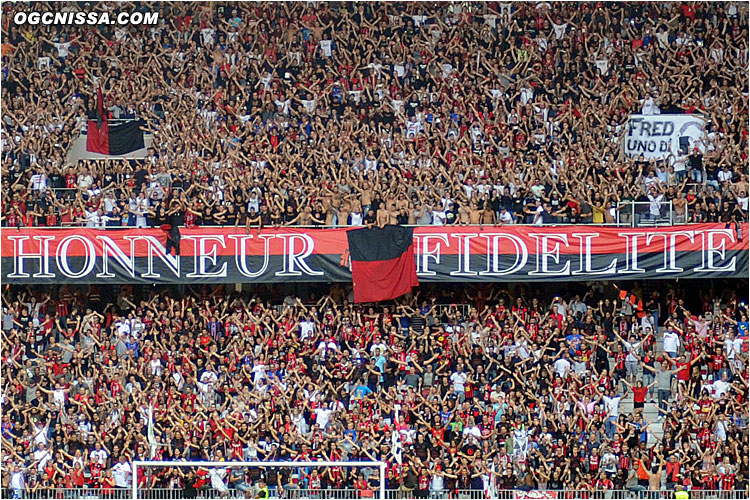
left=673, top=190, right=688, bottom=224
left=469, top=203, right=482, bottom=225
left=388, top=202, right=399, bottom=225
left=377, top=203, right=391, bottom=228
left=481, top=205, right=496, bottom=227
left=355, top=180, right=373, bottom=214
left=289, top=206, right=323, bottom=226
left=458, top=201, right=471, bottom=225
left=395, top=193, right=409, bottom=211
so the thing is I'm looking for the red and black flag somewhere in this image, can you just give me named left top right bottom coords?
left=346, top=225, right=419, bottom=303
left=615, top=285, right=647, bottom=319
left=86, top=85, right=145, bottom=155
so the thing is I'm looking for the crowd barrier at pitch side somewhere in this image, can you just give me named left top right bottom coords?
left=16, top=487, right=747, bottom=499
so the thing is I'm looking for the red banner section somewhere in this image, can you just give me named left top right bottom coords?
left=1, top=224, right=747, bottom=284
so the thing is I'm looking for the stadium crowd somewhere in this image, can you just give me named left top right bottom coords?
left=1, top=280, right=748, bottom=497
left=1, top=1, right=749, bottom=229
left=1, top=0, right=749, bottom=499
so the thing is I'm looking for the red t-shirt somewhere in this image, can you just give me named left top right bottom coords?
left=676, top=361, right=691, bottom=381
left=632, top=386, right=648, bottom=403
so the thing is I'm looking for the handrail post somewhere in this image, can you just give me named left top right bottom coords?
left=379, top=463, right=386, bottom=500
left=616, top=203, right=620, bottom=227
left=132, top=461, right=138, bottom=500
left=669, top=200, right=674, bottom=226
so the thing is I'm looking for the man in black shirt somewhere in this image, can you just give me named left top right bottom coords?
left=165, top=200, right=185, bottom=256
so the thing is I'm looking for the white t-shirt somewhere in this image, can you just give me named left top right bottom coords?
left=209, top=468, right=228, bottom=492
left=602, top=395, right=622, bottom=418
left=663, top=331, right=681, bottom=353
left=90, top=448, right=108, bottom=465
left=450, top=372, right=467, bottom=392
left=553, top=358, right=571, bottom=377
left=10, top=471, right=25, bottom=489
left=552, top=22, right=567, bottom=40
left=462, top=425, right=482, bottom=441
left=737, top=196, right=748, bottom=212
left=641, top=96, right=660, bottom=115
left=499, top=211, right=513, bottom=224
left=112, top=461, right=132, bottom=487
left=52, top=389, right=66, bottom=407
left=316, top=340, right=338, bottom=359
left=622, top=340, right=643, bottom=363
left=319, top=40, right=333, bottom=57
left=33, top=449, right=52, bottom=471
left=595, top=59, right=609, bottom=76
left=349, top=212, right=363, bottom=226
left=53, top=41, right=72, bottom=58
left=200, top=28, right=215, bottom=46
left=672, top=155, right=687, bottom=173
left=299, top=320, right=315, bottom=340
left=116, top=320, right=131, bottom=336
left=314, top=407, right=332, bottom=429
left=717, top=169, right=733, bottom=183
left=369, top=342, right=388, bottom=356
left=431, top=211, right=446, bottom=226
left=712, top=380, right=730, bottom=399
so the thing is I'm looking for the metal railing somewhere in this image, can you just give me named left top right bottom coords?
left=14, top=487, right=747, bottom=499
left=0, top=220, right=645, bottom=230
left=272, top=303, right=472, bottom=317
left=616, top=200, right=676, bottom=227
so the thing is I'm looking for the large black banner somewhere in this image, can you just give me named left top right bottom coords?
left=1, top=224, right=747, bottom=284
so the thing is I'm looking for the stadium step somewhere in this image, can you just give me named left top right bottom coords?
left=608, top=330, right=665, bottom=444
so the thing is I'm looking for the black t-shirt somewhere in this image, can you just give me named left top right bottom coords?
left=168, top=210, right=185, bottom=227
left=153, top=212, right=168, bottom=227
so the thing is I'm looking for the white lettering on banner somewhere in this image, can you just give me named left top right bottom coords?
left=275, top=234, right=323, bottom=276
left=1, top=227, right=745, bottom=281
left=415, top=234, right=450, bottom=276
left=695, top=229, right=737, bottom=272
left=184, top=235, right=228, bottom=278
left=624, top=114, right=705, bottom=160
left=56, top=235, right=96, bottom=278
left=571, top=233, right=618, bottom=275
left=228, top=234, right=274, bottom=278
left=618, top=233, right=647, bottom=274
left=529, top=234, right=571, bottom=276
left=6, top=235, right=55, bottom=278
left=126, top=236, right=180, bottom=278
left=96, top=236, right=136, bottom=278
left=646, top=231, right=695, bottom=273
left=479, top=233, right=528, bottom=276
left=450, top=233, right=478, bottom=276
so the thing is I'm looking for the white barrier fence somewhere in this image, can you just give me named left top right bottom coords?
left=11, top=487, right=746, bottom=499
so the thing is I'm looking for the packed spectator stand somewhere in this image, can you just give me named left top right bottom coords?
left=1, top=1, right=749, bottom=499
left=1, top=280, right=748, bottom=497
left=1, top=2, right=748, bottom=229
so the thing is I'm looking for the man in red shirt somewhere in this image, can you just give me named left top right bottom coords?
left=665, top=454, right=681, bottom=490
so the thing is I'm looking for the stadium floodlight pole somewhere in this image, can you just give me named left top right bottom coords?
left=132, top=460, right=387, bottom=500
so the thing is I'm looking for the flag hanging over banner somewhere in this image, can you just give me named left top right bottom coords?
left=87, top=119, right=146, bottom=155
left=347, top=225, right=419, bottom=303
left=86, top=85, right=145, bottom=155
